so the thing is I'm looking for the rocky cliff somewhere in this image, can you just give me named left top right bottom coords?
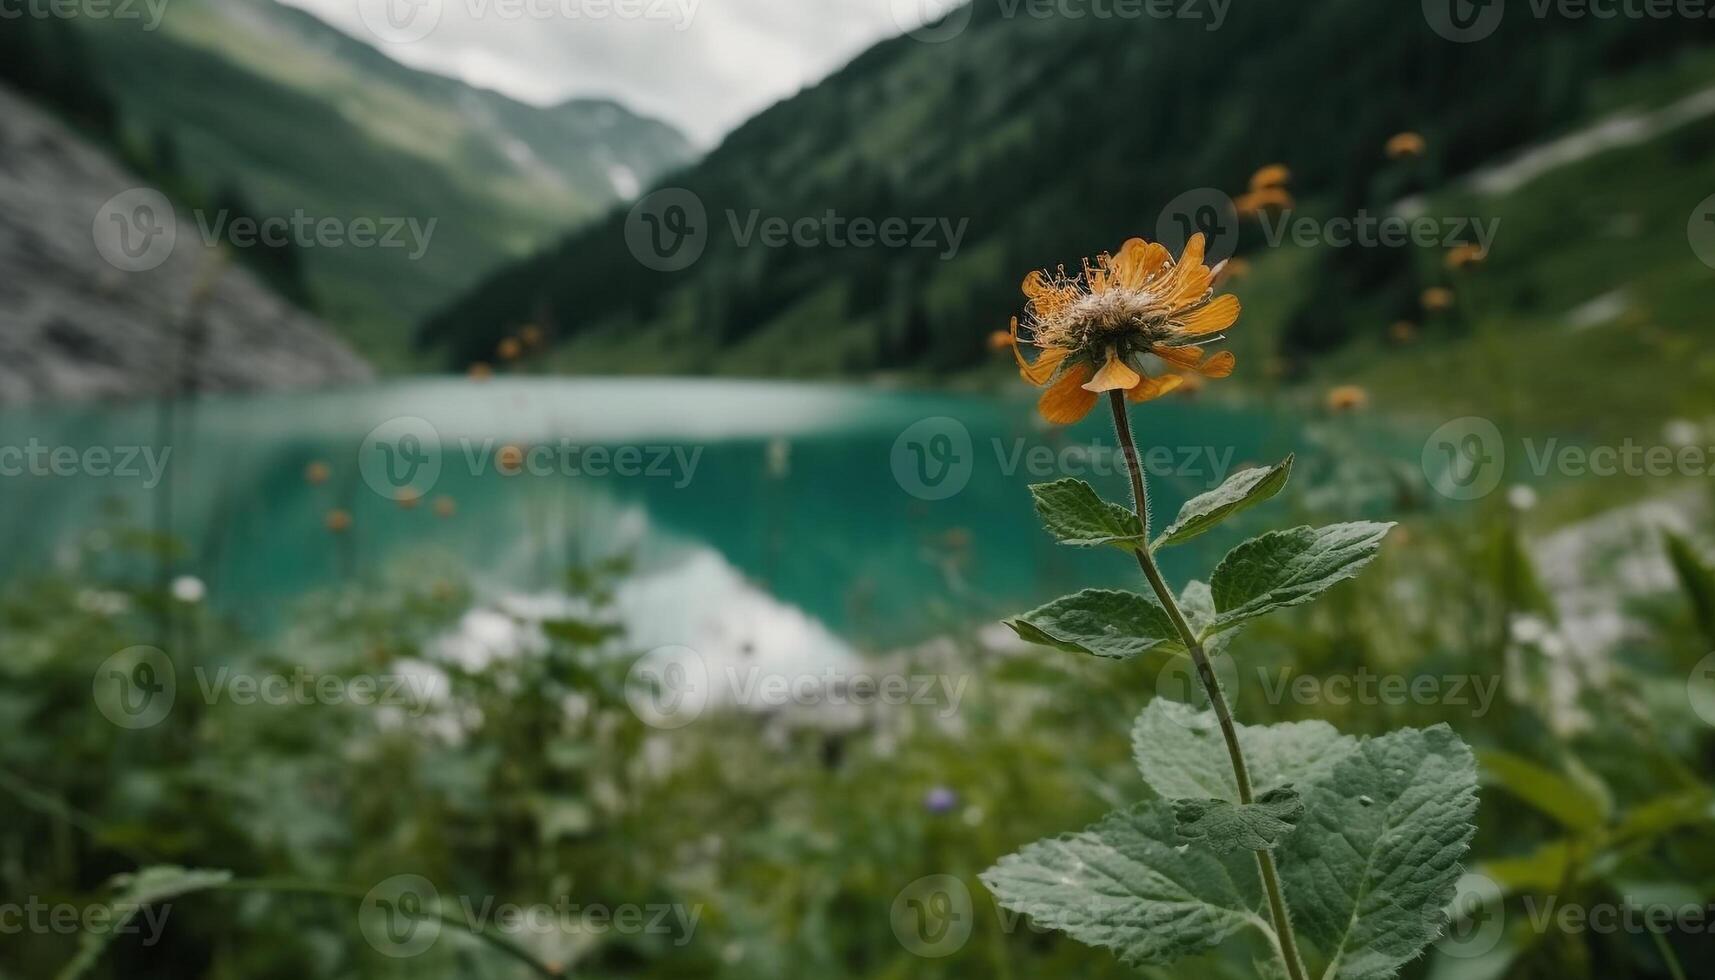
left=0, top=84, right=371, bottom=404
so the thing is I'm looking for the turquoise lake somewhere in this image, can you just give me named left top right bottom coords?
left=0, top=378, right=1371, bottom=651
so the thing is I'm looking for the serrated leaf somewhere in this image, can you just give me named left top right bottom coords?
left=1133, top=699, right=1356, bottom=803
left=1154, top=456, right=1294, bottom=550
left=1280, top=725, right=1478, bottom=980
left=1006, top=589, right=1183, bottom=660
left=1174, top=787, right=1305, bottom=853
left=1029, top=479, right=1144, bottom=548
left=980, top=801, right=1271, bottom=968
left=1208, top=523, right=1393, bottom=635
left=57, top=866, right=233, bottom=980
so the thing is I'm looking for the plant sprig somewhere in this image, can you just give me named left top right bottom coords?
left=984, top=390, right=1478, bottom=980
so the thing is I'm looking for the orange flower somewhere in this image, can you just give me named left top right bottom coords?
left=324, top=509, right=352, bottom=533
left=1249, top=164, right=1291, bottom=191
left=395, top=488, right=421, bottom=510
left=303, top=461, right=330, bottom=486
left=987, top=329, right=1014, bottom=351
left=1445, top=243, right=1487, bottom=270
left=1421, top=287, right=1455, bottom=312
left=496, top=444, right=526, bottom=476
left=520, top=324, right=545, bottom=348
left=1236, top=186, right=1294, bottom=217
left=497, top=337, right=523, bottom=362
left=1389, top=320, right=1419, bottom=345
left=1008, top=234, right=1240, bottom=424
left=433, top=496, right=457, bottom=519
left=1326, top=385, right=1370, bottom=412
left=468, top=362, right=493, bottom=381
left=1386, top=131, right=1427, bottom=159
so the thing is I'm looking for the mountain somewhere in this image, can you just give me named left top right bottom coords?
left=419, top=1, right=1715, bottom=377
left=0, top=83, right=370, bottom=404
left=55, top=0, right=694, bottom=366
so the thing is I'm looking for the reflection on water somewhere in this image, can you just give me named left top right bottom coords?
left=0, top=378, right=1313, bottom=649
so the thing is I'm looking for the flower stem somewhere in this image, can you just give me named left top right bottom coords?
left=1105, top=391, right=1310, bottom=980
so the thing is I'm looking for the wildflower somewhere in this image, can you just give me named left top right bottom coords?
left=1507, top=485, right=1539, bottom=512
left=496, top=444, right=527, bottom=476
left=520, top=324, right=545, bottom=348
left=1386, top=131, right=1427, bottom=159
left=468, top=362, right=493, bottom=381
left=1389, top=321, right=1419, bottom=345
left=1236, top=185, right=1294, bottom=217
left=170, top=575, right=206, bottom=604
left=1421, top=287, right=1455, bottom=313
left=396, top=488, right=421, bottom=510
left=433, top=495, right=457, bottom=518
left=304, top=461, right=330, bottom=485
left=497, top=337, right=523, bottom=362
left=924, top=786, right=959, bottom=814
left=988, top=329, right=1014, bottom=351
left=1249, top=163, right=1291, bottom=191
left=1326, top=385, right=1369, bottom=413
left=1008, top=234, right=1240, bottom=424
left=325, top=509, right=352, bottom=533
left=1445, top=243, right=1487, bottom=270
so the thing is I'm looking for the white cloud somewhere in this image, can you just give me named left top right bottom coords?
left=281, top=0, right=928, bottom=146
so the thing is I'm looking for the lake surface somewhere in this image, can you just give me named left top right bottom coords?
left=0, top=378, right=1333, bottom=654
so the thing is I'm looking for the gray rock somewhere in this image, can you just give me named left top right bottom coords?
left=0, top=83, right=371, bottom=405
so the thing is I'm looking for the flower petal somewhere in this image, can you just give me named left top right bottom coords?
left=1196, top=351, right=1236, bottom=378
left=1010, top=318, right=1069, bottom=386
left=1177, top=294, right=1241, bottom=336
left=1127, top=373, right=1186, bottom=403
left=1111, top=238, right=1172, bottom=289
left=1039, top=362, right=1099, bottom=424
left=1083, top=353, right=1142, bottom=393
left=1151, top=344, right=1206, bottom=370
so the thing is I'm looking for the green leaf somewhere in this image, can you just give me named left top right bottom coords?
left=1174, top=787, right=1304, bottom=853
left=1029, top=479, right=1145, bottom=548
left=57, top=866, right=233, bottom=980
left=1280, top=725, right=1478, bottom=980
left=1153, top=456, right=1294, bottom=550
left=1179, top=580, right=1236, bottom=656
left=1665, top=530, right=1715, bottom=645
left=1132, top=699, right=1355, bottom=803
left=1208, top=522, right=1394, bottom=634
left=1478, top=750, right=1610, bottom=832
left=1006, top=589, right=1183, bottom=660
left=980, top=801, right=1271, bottom=968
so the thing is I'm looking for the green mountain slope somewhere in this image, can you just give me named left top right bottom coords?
left=64, top=0, right=693, bottom=366
left=420, top=1, right=1715, bottom=376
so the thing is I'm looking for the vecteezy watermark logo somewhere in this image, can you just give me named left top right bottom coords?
left=1423, top=417, right=1506, bottom=500
left=1437, top=872, right=1507, bottom=958
left=0, top=0, right=171, bottom=29
left=93, top=646, right=177, bottom=730
left=1156, top=188, right=1240, bottom=265
left=0, top=440, right=172, bottom=488
left=625, top=187, right=708, bottom=272
left=1255, top=211, right=1500, bottom=254
left=0, top=896, right=174, bottom=944
left=1424, top=0, right=1505, bottom=41
left=360, top=874, right=442, bottom=958
left=357, top=0, right=443, bottom=43
left=193, top=210, right=438, bottom=261
left=359, top=417, right=443, bottom=501
left=1690, top=193, right=1715, bottom=270
left=890, top=0, right=973, bottom=42
left=892, top=417, right=975, bottom=501
left=891, top=875, right=974, bottom=957
left=625, top=645, right=710, bottom=729
left=93, top=188, right=177, bottom=272
left=1688, top=652, right=1715, bottom=727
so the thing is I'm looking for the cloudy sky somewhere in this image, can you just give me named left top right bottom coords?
left=280, top=0, right=950, bottom=145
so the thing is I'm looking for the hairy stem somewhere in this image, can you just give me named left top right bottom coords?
left=1106, top=391, right=1310, bottom=980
